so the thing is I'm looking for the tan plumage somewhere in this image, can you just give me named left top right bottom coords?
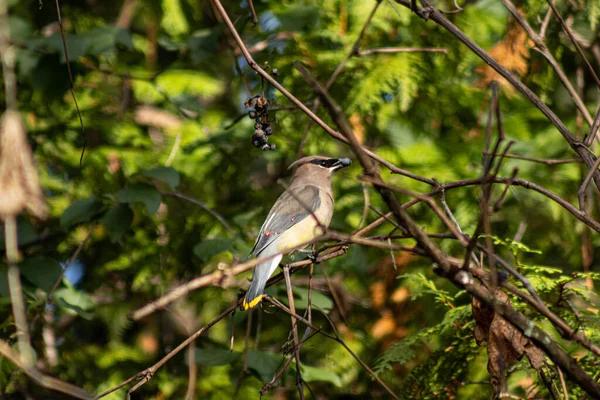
left=243, top=156, right=351, bottom=309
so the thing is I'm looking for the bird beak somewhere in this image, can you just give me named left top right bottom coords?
left=332, top=158, right=352, bottom=170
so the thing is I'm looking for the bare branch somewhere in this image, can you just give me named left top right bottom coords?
left=0, top=339, right=93, bottom=399
left=545, top=0, right=600, bottom=90
left=94, top=304, right=236, bottom=399
left=394, top=0, right=600, bottom=193
left=578, top=156, right=600, bottom=210
left=357, top=47, right=448, bottom=56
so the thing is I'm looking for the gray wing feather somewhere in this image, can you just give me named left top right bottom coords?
left=251, top=185, right=321, bottom=256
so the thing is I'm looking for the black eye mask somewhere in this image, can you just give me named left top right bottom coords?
left=310, top=159, right=339, bottom=168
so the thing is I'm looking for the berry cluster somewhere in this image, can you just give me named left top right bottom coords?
left=246, top=95, right=275, bottom=151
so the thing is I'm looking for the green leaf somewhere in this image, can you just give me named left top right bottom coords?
left=85, top=26, right=133, bottom=55
left=195, top=348, right=240, bottom=367
left=54, top=286, right=95, bottom=319
left=193, top=238, right=234, bottom=261
left=116, top=183, right=161, bottom=215
left=19, top=256, right=62, bottom=293
left=246, top=350, right=282, bottom=383
left=374, top=327, right=436, bottom=374
left=300, top=365, right=342, bottom=387
left=141, top=167, right=180, bottom=190
left=9, top=16, right=33, bottom=40
left=60, top=198, right=104, bottom=230
left=45, top=33, right=90, bottom=63
left=100, top=204, right=133, bottom=242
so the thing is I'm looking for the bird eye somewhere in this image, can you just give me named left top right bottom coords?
left=320, top=161, right=328, bottom=167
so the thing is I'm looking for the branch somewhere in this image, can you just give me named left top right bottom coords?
left=545, top=0, right=600, bottom=90
left=0, top=339, right=93, bottom=399
left=484, top=152, right=582, bottom=165
left=298, top=65, right=600, bottom=398
left=94, top=304, right=236, bottom=399
left=54, top=0, right=86, bottom=166
left=395, top=0, right=600, bottom=193
left=211, top=0, right=434, bottom=185
left=357, top=47, right=448, bottom=56
left=264, top=296, right=400, bottom=400
left=499, top=0, right=593, bottom=127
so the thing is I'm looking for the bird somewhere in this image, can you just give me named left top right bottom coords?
left=242, top=155, right=352, bottom=310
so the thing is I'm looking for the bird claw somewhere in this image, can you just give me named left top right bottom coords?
left=297, top=248, right=319, bottom=264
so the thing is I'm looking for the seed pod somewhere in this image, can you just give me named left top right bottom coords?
left=0, top=111, right=47, bottom=219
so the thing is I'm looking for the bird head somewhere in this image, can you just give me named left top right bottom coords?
left=288, top=155, right=352, bottom=181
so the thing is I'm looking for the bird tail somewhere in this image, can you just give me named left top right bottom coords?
left=243, top=253, right=282, bottom=310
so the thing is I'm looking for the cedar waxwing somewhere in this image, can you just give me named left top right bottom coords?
left=243, top=155, right=352, bottom=310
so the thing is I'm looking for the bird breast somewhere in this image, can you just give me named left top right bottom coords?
left=273, top=190, right=333, bottom=254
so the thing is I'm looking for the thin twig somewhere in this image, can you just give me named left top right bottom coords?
left=297, top=51, right=600, bottom=396
left=297, top=0, right=380, bottom=159
left=545, top=0, right=600, bottom=90
left=0, top=339, right=93, bottom=399
left=585, top=105, right=600, bottom=147
left=558, top=366, right=570, bottom=400
left=47, top=226, right=94, bottom=303
left=215, top=0, right=434, bottom=185
left=578, top=156, right=600, bottom=211
left=265, top=297, right=400, bottom=400
left=500, top=0, right=593, bottom=127
left=94, top=304, right=236, bottom=399
left=54, top=0, right=86, bottom=166
left=394, top=0, right=600, bottom=193
left=357, top=47, right=448, bottom=56
left=283, top=265, right=304, bottom=399
left=247, top=0, right=258, bottom=25
left=484, top=152, right=582, bottom=165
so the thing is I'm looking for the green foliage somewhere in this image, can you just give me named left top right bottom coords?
left=2, top=0, right=600, bottom=398
left=116, top=184, right=162, bottom=215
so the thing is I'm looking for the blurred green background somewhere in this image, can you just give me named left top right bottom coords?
left=1, top=0, right=600, bottom=398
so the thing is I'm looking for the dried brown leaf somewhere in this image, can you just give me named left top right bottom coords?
left=0, top=110, right=47, bottom=219
left=477, top=22, right=531, bottom=92
left=472, top=290, right=545, bottom=395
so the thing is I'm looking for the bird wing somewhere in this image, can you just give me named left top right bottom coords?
left=251, top=185, right=322, bottom=256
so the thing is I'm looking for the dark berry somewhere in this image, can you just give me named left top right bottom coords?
left=252, top=133, right=266, bottom=148
left=265, top=126, right=273, bottom=135
left=249, top=111, right=257, bottom=119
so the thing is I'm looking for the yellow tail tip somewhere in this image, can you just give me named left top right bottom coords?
left=242, top=295, right=264, bottom=310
